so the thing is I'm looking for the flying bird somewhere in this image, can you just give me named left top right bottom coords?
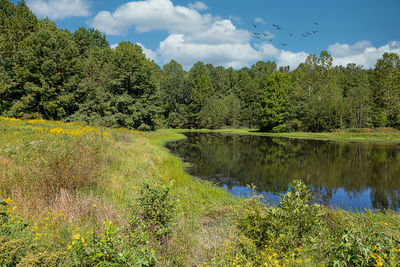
left=288, top=33, right=293, bottom=37
left=302, top=34, right=307, bottom=37
left=281, top=43, right=288, bottom=47
left=313, top=22, right=319, bottom=25
left=253, top=23, right=257, bottom=28
left=263, top=32, right=270, bottom=37
left=311, top=30, right=318, bottom=34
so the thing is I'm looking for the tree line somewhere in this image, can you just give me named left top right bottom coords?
left=1, top=0, right=399, bottom=131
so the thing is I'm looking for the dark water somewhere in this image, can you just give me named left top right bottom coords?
left=166, top=132, right=400, bottom=210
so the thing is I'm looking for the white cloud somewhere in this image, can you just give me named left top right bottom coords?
left=27, top=0, right=90, bottom=19
left=328, top=40, right=372, bottom=57
left=157, top=35, right=307, bottom=69
left=256, top=43, right=308, bottom=69
left=90, top=0, right=215, bottom=35
left=186, top=20, right=250, bottom=45
left=158, top=34, right=261, bottom=68
left=277, top=50, right=309, bottom=69
left=329, top=40, right=400, bottom=68
left=188, top=1, right=208, bottom=10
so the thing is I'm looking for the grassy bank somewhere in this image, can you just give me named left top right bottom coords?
left=1, top=118, right=400, bottom=266
left=172, top=128, right=400, bottom=143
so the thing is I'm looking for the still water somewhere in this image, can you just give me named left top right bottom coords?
left=166, top=132, right=400, bottom=210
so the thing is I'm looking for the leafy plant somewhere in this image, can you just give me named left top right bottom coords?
left=136, top=181, right=178, bottom=239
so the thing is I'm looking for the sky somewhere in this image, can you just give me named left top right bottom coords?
left=19, top=0, right=400, bottom=70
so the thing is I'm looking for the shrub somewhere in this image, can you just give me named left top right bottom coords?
left=330, top=217, right=400, bottom=266
left=136, top=181, right=178, bottom=240
left=237, top=180, right=326, bottom=252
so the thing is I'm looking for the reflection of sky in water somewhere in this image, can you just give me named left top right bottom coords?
left=167, top=133, right=400, bottom=211
left=223, top=185, right=376, bottom=211
left=330, top=188, right=372, bottom=211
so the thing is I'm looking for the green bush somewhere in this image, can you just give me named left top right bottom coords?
left=237, top=180, right=326, bottom=252
left=330, top=219, right=400, bottom=266
left=136, top=181, right=178, bottom=239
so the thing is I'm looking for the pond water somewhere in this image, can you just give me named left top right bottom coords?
left=166, top=132, right=400, bottom=210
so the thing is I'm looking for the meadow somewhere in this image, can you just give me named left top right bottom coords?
left=1, top=118, right=400, bottom=266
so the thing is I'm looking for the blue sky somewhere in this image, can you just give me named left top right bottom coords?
left=20, top=0, right=400, bottom=69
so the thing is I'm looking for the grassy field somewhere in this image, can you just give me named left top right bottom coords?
left=172, top=127, right=400, bottom=143
left=1, top=119, right=400, bottom=266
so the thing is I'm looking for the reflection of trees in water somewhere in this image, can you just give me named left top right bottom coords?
left=166, top=133, right=400, bottom=209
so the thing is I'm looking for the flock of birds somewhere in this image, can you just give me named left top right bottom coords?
left=251, top=21, right=320, bottom=47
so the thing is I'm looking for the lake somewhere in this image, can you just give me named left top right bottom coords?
left=166, top=132, right=400, bottom=210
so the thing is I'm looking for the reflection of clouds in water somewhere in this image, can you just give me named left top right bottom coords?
left=166, top=132, right=400, bottom=210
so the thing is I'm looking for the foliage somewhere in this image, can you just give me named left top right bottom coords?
left=224, top=180, right=400, bottom=266
left=237, top=180, right=326, bottom=251
left=259, top=72, right=291, bottom=131
left=136, top=181, right=178, bottom=239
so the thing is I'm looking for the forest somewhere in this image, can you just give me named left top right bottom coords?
left=1, top=0, right=400, bottom=132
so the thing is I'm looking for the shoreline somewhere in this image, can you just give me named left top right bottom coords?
left=162, top=128, right=400, bottom=144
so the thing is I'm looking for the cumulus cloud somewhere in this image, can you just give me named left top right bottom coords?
left=255, top=43, right=308, bottom=69
left=158, top=34, right=262, bottom=68
left=27, top=0, right=90, bottom=19
left=329, top=40, right=400, bottom=68
left=188, top=1, right=208, bottom=10
left=185, top=20, right=250, bottom=45
left=90, top=0, right=215, bottom=35
left=277, top=50, right=309, bottom=68
left=157, top=35, right=308, bottom=69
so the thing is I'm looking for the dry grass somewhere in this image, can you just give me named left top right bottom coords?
left=2, top=136, right=104, bottom=198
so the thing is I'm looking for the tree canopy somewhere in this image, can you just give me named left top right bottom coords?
left=1, top=0, right=399, bottom=132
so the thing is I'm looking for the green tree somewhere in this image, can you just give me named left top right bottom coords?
left=259, top=72, right=291, bottom=132
left=0, top=0, right=39, bottom=113
left=160, top=60, right=189, bottom=128
left=197, top=94, right=241, bottom=129
left=0, top=0, right=39, bottom=67
left=232, top=69, right=260, bottom=128
left=187, top=62, right=214, bottom=127
left=291, top=51, right=344, bottom=131
left=337, top=64, right=372, bottom=128
left=371, top=53, right=400, bottom=128
left=73, top=26, right=109, bottom=57
left=8, top=20, right=81, bottom=119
